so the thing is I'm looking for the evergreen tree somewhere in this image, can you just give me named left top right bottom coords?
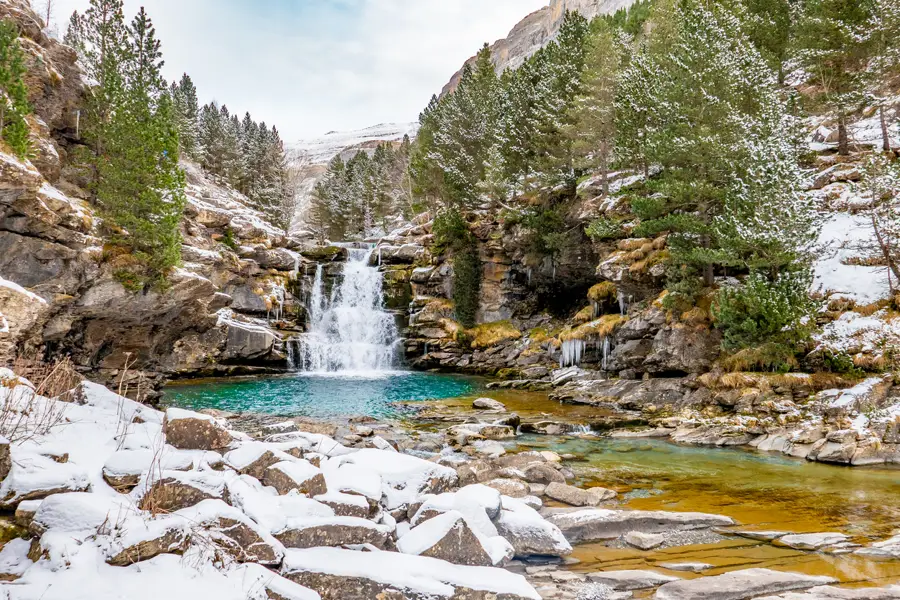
left=796, top=0, right=876, bottom=155
left=739, top=0, right=794, bottom=82
left=868, top=0, right=900, bottom=151
left=567, top=19, right=622, bottom=197
left=0, top=19, right=32, bottom=158
left=171, top=73, right=199, bottom=159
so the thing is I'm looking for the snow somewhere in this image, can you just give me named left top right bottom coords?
left=0, top=451, right=91, bottom=507
left=0, top=275, right=47, bottom=304
left=227, top=475, right=335, bottom=534
left=290, top=123, right=419, bottom=165
left=397, top=509, right=513, bottom=566
left=413, top=485, right=502, bottom=538
left=816, top=310, right=900, bottom=355
left=224, top=442, right=295, bottom=471
left=320, top=458, right=382, bottom=501
left=268, top=460, right=322, bottom=485
left=828, top=378, right=885, bottom=409
left=812, top=213, right=890, bottom=303
left=281, top=547, right=540, bottom=599
left=31, top=492, right=137, bottom=535
left=104, top=448, right=221, bottom=481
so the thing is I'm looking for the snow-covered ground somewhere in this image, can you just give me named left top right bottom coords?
left=290, top=123, right=419, bottom=166
left=812, top=213, right=890, bottom=304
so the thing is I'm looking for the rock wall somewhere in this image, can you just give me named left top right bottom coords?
left=0, top=1, right=309, bottom=396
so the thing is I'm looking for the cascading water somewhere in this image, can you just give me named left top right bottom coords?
left=297, top=247, right=399, bottom=374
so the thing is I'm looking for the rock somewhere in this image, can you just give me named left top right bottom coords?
left=855, top=534, right=900, bottom=559
left=163, top=408, right=233, bottom=451
left=102, top=448, right=219, bottom=490
left=653, top=569, right=836, bottom=600
left=14, top=499, right=41, bottom=527
left=0, top=451, right=90, bottom=509
left=0, top=538, right=32, bottom=582
left=545, top=482, right=616, bottom=507
left=522, top=463, right=566, bottom=485
left=397, top=510, right=499, bottom=566
left=222, top=320, right=276, bottom=360
left=225, top=443, right=296, bottom=480
left=733, top=530, right=787, bottom=542
left=263, top=461, right=328, bottom=496
left=106, top=519, right=189, bottom=566
left=0, top=437, right=9, bottom=482
left=547, top=509, right=734, bottom=544
left=484, top=478, right=530, bottom=498
left=624, top=531, right=666, bottom=550
left=274, top=517, right=390, bottom=549
left=495, top=496, right=572, bottom=558
left=136, top=471, right=227, bottom=513
left=660, top=563, right=713, bottom=573
left=775, top=533, right=850, bottom=551
left=473, top=397, right=507, bottom=412
left=281, top=547, right=541, bottom=600
left=587, top=570, right=680, bottom=591
left=756, top=586, right=900, bottom=599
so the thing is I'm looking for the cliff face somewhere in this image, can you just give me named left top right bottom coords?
left=0, top=0, right=308, bottom=396
left=441, top=0, right=638, bottom=96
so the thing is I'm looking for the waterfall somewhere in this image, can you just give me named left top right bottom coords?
left=298, top=248, right=399, bottom=374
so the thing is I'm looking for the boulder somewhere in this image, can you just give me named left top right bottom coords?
left=281, top=547, right=541, bottom=600
left=0, top=436, right=10, bottom=482
left=222, top=320, right=276, bottom=360
left=0, top=451, right=90, bottom=509
left=587, top=570, right=680, bottom=591
left=264, top=461, right=328, bottom=496
left=483, top=478, right=530, bottom=499
left=274, top=516, right=390, bottom=549
left=547, top=509, right=734, bottom=544
left=545, top=482, right=616, bottom=507
left=653, top=569, right=836, bottom=600
left=495, top=497, right=572, bottom=558
left=102, top=448, right=220, bottom=489
left=521, top=463, right=565, bottom=485
left=473, top=398, right=507, bottom=412
left=397, top=510, right=497, bottom=566
left=756, top=586, right=900, bottom=599
left=624, top=531, right=666, bottom=550
left=163, top=408, right=233, bottom=451
left=136, top=471, right=227, bottom=513
left=225, top=443, right=296, bottom=480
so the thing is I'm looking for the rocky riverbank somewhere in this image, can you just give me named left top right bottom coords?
left=6, top=369, right=895, bottom=599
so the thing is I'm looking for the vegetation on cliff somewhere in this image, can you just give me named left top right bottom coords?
left=0, top=19, right=31, bottom=159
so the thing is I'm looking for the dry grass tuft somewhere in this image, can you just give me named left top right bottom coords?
left=617, top=238, right=651, bottom=251
left=0, top=358, right=81, bottom=444
left=468, top=321, right=523, bottom=349
left=574, top=306, right=594, bottom=324
left=560, top=314, right=627, bottom=342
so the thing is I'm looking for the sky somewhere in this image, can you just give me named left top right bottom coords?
left=49, top=0, right=548, bottom=142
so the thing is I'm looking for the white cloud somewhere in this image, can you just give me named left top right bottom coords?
left=49, top=0, right=547, bottom=140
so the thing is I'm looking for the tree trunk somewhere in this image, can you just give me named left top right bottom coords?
left=880, top=105, right=892, bottom=153
left=872, top=213, right=900, bottom=292
left=838, top=113, right=849, bottom=156
left=600, top=140, right=609, bottom=198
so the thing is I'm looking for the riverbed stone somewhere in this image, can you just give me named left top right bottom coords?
left=756, top=586, right=900, bottom=599
left=521, top=463, right=565, bottom=485
left=136, top=471, right=226, bottom=513
left=587, top=570, right=679, bottom=591
left=274, top=517, right=390, bottom=549
left=653, top=569, right=836, bottom=600
left=484, top=478, right=530, bottom=498
left=659, top=563, right=713, bottom=573
left=624, top=531, right=666, bottom=550
left=397, top=511, right=496, bottom=566
left=473, top=398, right=507, bottom=412
left=545, top=482, right=616, bottom=507
left=776, top=533, right=850, bottom=551
left=547, top=509, right=735, bottom=544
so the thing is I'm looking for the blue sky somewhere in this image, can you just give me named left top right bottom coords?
left=50, top=0, right=548, bottom=141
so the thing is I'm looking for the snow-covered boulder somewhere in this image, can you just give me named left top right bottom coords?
left=495, top=496, right=572, bottom=558
left=273, top=516, right=392, bottom=549
left=133, top=469, right=228, bottom=513
left=280, top=547, right=540, bottom=600
left=0, top=450, right=90, bottom=509
left=102, top=447, right=221, bottom=489
left=263, top=460, right=328, bottom=496
left=397, top=510, right=513, bottom=567
left=225, top=442, right=298, bottom=480
left=163, top=408, right=233, bottom=451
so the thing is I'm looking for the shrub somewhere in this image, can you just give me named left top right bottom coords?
left=585, top=216, right=624, bottom=241
left=432, top=208, right=481, bottom=327
left=712, top=271, right=817, bottom=371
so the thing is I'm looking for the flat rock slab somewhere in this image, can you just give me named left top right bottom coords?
left=588, top=570, right=680, bottom=591
left=733, top=530, right=788, bottom=542
left=776, top=533, right=850, bottom=551
left=659, top=563, right=713, bottom=573
left=547, top=509, right=734, bottom=544
left=756, top=585, right=900, bottom=599
left=653, top=568, right=836, bottom=600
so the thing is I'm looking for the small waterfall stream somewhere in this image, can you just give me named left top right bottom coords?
left=292, top=247, right=399, bottom=374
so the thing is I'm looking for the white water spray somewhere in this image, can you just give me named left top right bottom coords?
left=294, top=248, right=399, bottom=374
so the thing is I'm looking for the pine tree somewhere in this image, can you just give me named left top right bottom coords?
left=739, top=0, right=794, bottom=82
left=796, top=0, right=876, bottom=155
left=172, top=73, right=199, bottom=159
left=567, top=19, right=622, bottom=197
left=869, top=0, right=900, bottom=151
left=0, top=20, right=32, bottom=158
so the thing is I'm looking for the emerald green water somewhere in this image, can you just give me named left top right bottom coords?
left=163, top=372, right=481, bottom=419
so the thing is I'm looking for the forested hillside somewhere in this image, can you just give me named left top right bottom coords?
left=315, top=0, right=900, bottom=373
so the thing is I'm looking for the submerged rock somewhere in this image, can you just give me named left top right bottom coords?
left=473, top=397, right=507, bottom=412
left=545, top=482, right=616, bottom=507
left=547, top=509, right=734, bottom=544
left=653, top=568, right=836, bottom=600
left=587, top=569, right=679, bottom=591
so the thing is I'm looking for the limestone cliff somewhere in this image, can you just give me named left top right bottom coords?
left=441, top=0, right=638, bottom=96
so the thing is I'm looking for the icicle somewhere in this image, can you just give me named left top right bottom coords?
left=601, top=336, right=611, bottom=371
left=559, top=339, right=586, bottom=368
left=618, top=291, right=627, bottom=316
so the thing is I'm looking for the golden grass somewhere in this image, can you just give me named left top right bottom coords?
left=617, top=238, right=651, bottom=251
left=652, top=235, right=668, bottom=250
left=574, top=306, right=594, bottom=324
left=854, top=299, right=890, bottom=317
left=587, top=281, right=618, bottom=303
left=559, top=314, right=627, bottom=342
left=681, top=306, right=710, bottom=325
left=468, top=320, right=523, bottom=349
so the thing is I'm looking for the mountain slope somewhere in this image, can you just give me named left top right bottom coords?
left=442, top=0, right=638, bottom=95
